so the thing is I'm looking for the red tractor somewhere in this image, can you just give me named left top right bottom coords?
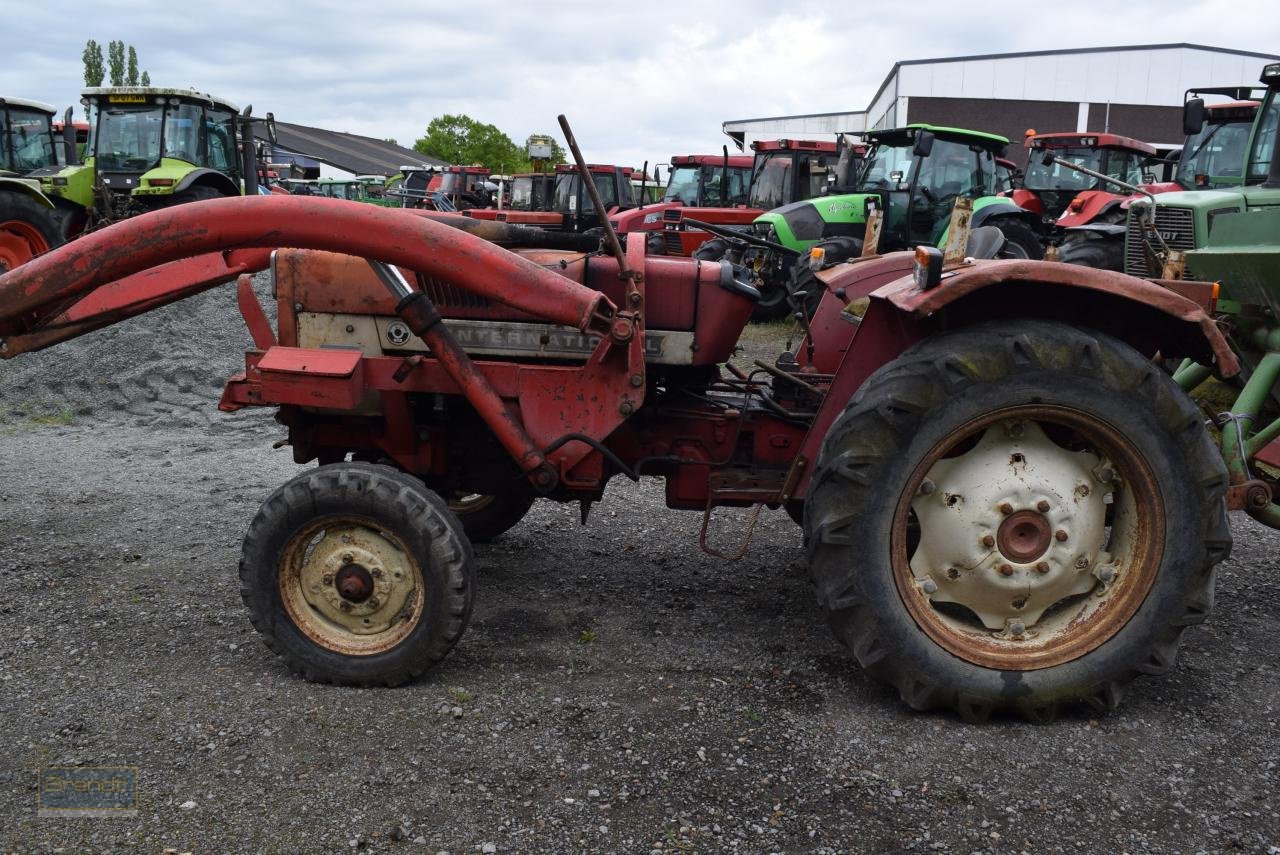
left=0, top=147, right=1239, bottom=721
left=655, top=138, right=847, bottom=257
left=1013, top=132, right=1158, bottom=231
left=398, top=165, right=493, bottom=211
left=608, top=152, right=754, bottom=237
left=463, top=163, right=635, bottom=232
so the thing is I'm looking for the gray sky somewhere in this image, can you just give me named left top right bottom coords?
left=8, top=0, right=1280, bottom=170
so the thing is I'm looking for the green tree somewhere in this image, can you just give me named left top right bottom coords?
left=82, top=39, right=105, bottom=87
left=127, top=46, right=139, bottom=86
left=141, top=70, right=150, bottom=86
left=107, top=40, right=125, bottom=86
left=414, top=114, right=530, bottom=174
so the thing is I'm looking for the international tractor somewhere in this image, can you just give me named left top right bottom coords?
left=2, top=111, right=1272, bottom=724
left=696, top=124, right=1042, bottom=318
left=0, top=97, right=75, bottom=271
left=1054, top=90, right=1261, bottom=270
left=37, top=87, right=263, bottom=237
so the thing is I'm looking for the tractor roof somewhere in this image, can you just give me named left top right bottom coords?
left=671, top=154, right=754, bottom=168
left=751, top=139, right=837, bottom=153
left=82, top=87, right=240, bottom=113
left=1206, top=100, right=1260, bottom=119
left=555, top=163, right=621, bottom=174
left=867, top=124, right=1010, bottom=151
left=1026, top=132, right=1157, bottom=155
left=0, top=97, right=56, bottom=115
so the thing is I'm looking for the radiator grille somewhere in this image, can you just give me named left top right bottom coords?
left=417, top=274, right=492, bottom=308
left=1124, top=206, right=1197, bottom=278
left=662, top=229, right=684, bottom=255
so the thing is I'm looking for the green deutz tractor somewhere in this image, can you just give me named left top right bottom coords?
left=695, top=124, right=1043, bottom=319
left=37, top=87, right=261, bottom=236
left=0, top=97, right=75, bottom=271
left=1121, top=64, right=1280, bottom=282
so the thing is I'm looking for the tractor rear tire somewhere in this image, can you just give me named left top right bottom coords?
left=990, top=217, right=1045, bottom=260
left=1059, top=235, right=1124, bottom=272
left=239, top=462, right=474, bottom=687
left=0, top=192, right=63, bottom=272
left=805, top=320, right=1230, bottom=721
left=446, top=490, right=535, bottom=542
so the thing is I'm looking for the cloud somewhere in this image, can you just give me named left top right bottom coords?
left=7, top=0, right=1280, bottom=168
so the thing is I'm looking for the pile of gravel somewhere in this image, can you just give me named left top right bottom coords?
left=0, top=273, right=274, bottom=430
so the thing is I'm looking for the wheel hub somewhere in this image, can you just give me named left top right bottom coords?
left=335, top=563, right=375, bottom=603
left=909, top=419, right=1113, bottom=631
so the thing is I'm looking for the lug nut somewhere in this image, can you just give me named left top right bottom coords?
left=999, top=503, right=1014, bottom=515
left=981, top=534, right=995, bottom=548
left=367, top=597, right=380, bottom=609
left=371, top=568, right=383, bottom=579
left=1009, top=621, right=1026, bottom=637
left=919, top=479, right=936, bottom=495
left=1075, top=556, right=1090, bottom=570
left=1095, top=467, right=1115, bottom=484
left=1055, top=530, right=1069, bottom=542
left=322, top=574, right=334, bottom=586
left=921, top=579, right=938, bottom=595
left=1035, top=561, right=1050, bottom=574
left=342, top=553, right=354, bottom=564
left=998, top=563, right=1014, bottom=576
left=1036, top=500, right=1051, bottom=513
left=1096, top=566, right=1115, bottom=583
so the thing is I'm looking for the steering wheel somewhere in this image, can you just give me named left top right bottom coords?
left=682, top=218, right=798, bottom=255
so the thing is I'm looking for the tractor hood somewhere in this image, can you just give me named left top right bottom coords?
left=755, top=193, right=875, bottom=250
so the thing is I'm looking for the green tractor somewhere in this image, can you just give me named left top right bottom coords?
left=694, top=124, right=1042, bottom=319
left=38, top=87, right=263, bottom=236
left=0, top=97, right=75, bottom=271
left=1121, top=63, right=1280, bottom=281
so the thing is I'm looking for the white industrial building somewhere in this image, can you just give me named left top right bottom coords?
left=723, top=44, right=1280, bottom=163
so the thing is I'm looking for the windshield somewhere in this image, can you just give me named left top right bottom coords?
left=1248, top=94, right=1280, bottom=182
left=95, top=105, right=163, bottom=172
left=663, top=165, right=700, bottom=204
left=1180, top=118, right=1252, bottom=189
left=2, top=107, right=58, bottom=173
left=748, top=152, right=792, bottom=209
left=856, top=142, right=915, bottom=190
left=1023, top=146, right=1105, bottom=191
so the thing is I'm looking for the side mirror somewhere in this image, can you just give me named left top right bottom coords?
left=265, top=112, right=278, bottom=145
left=912, top=130, right=935, bottom=158
left=890, top=170, right=904, bottom=184
left=654, top=166, right=661, bottom=184
left=1183, top=98, right=1206, bottom=136
left=61, top=106, right=79, bottom=166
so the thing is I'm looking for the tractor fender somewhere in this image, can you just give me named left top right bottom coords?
left=174, top=169, right=240, bottom=197
left=1008, top=188, right=1043, bottom=217
left=791, top=257, right=1237, bottom=498
left=1056, top=190, right=1124, bottom=228
left=970, top=199, right=1037, bottom=229
left=877, top=258, right=1237, bottom=376
left=0, top=177, right=55, bottom=208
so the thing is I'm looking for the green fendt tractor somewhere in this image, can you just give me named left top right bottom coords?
left=0, top=97, right=75, bottom=270
left=695, top=124, right=1043, bottom=318
left=1122, top=63, right=1280, bottom=280
left=38, top=87, right=261, bottom=236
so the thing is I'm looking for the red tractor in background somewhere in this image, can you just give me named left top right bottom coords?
left=398, top=165, right=494, bottom=211
left=1012, top=131, right=1158, bottom=230
left=463, top=163, right=635, bottom=232
left=608, top=151, right=754, bottom=237
left=655, top=138, right=850, bottom=257
left=1053, top=89, right=1262, bottom=269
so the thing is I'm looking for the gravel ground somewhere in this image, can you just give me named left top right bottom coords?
left=0, top=278, right=1278, bottom=853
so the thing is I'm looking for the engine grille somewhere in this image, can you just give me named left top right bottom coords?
left=1124, top=206, right=1197, bottom=278
left=417, top=274, right=491, bottom=308
left=662, top=208, right=683, bottom=223
left=662, top=229, right=684, bottom=255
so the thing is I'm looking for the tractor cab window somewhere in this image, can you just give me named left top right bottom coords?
left=1248, top=95, right=1280, bottom=183
left=510, top=176, right=534, bottom=209
left=858, top=143, right=915, bottom=191
left=552, top=173, right=577, bottom=211
left=163, top=103, right=203, bottom=165
left=612, top=171, right=634, bottom=207
left=913, top=139, right=992, bottom=200
left=204, top=109, right=237, bottom=174
left=748, top=152, right=793, bottom=209
left=592, top=172, right=620, bottom=208
left=1023, top=145, right=1104, bottom=191
left=3, top=108, right=57, bottom=173
left=1103, top=149, right=1144, bottom=184
left=801, top=155, right=836, bottom=200
left=1179, top=117, right=1251, bottom=189
left=95, top=105, right=164, bottom=172
left=663, top=165, right=700, bottom=205
left=704, top=165, right=750, bottom=206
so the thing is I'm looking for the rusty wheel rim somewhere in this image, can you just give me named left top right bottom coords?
left=891, top=405, right=1163, bottom=671
left=278, top=516, right=424, bottom=656
left=448, top=493, right=496, bottom=516
left=0, top=219, right=51, bottom=272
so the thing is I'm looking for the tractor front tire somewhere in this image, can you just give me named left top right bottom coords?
left=805, top=320, right=1229, bottom=721
left=990, top=217, right=1045, bottom=260
left=239, top=462, right=474, bottom=687
left=1059, top=234, right=1124, bottom=272
left=0, top=192, right=63, bottom=272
